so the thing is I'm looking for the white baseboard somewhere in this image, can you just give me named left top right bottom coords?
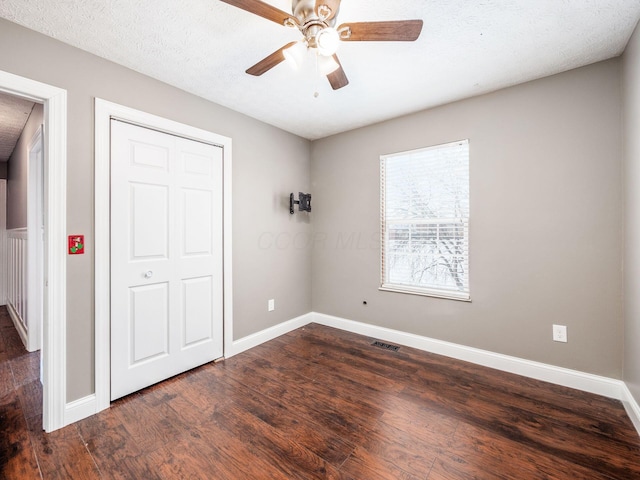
left=7, top=302, right=31, bottom=352
left=621, top=383, right=640, bottom=435
left=64, top=394, right=96, bottom=425
left=311, top=312, right=625, bottom=401
left=225, top=312, right=314, bottom=358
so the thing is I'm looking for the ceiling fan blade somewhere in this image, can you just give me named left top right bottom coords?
left=246, top=42, right=297, bottom=76
left=315, top=0, right=341, bottom=20
left=327, top=55, right=349, bottom=90
left=338, top=20, right=423, bottom=42
left=220, top=0, right=298, bottom=27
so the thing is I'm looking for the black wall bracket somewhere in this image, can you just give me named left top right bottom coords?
left=290, top=192, right=311, bottom=214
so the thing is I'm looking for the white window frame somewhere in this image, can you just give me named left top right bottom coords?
left=380, top=139, right=470, bottom=301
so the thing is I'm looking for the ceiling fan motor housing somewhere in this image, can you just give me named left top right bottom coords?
left=292, top=0, right=338, bottom=47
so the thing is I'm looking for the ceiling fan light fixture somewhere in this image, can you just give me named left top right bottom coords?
left=283, top=40, right=308, bottom=70
left=315, top=27, right=340, bottom=56
left=317, top=53, right=339, bottom=75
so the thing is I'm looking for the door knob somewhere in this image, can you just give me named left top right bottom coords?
left=144, top=270, right=153, bottom=279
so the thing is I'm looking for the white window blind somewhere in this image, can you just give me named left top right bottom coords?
left=380, top=139, right=470, bottom=300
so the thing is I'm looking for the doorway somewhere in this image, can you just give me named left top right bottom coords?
left=0, top=69, right=67, bottom=432
left=1, top=97, right=42, bottom=352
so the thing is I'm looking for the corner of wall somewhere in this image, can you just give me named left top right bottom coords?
left=622, top=17, right=640, bottom=408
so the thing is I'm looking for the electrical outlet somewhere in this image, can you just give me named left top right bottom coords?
left=553, top=324, right=567, bottom=343
left=268, top=299, right=275, bottom=312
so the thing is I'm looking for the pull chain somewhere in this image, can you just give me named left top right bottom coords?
left=313, top=53, right=320, bottom=98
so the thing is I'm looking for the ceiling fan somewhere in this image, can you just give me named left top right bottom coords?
left=219, top=0, right=423, bottom=90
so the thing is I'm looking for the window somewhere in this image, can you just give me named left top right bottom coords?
left=380, top=139, right=470, bottom=300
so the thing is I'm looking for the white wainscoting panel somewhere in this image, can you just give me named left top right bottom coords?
left=7, top=228, right=30, bottom=350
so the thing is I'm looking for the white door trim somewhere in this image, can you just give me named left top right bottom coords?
left=27, top=125, right=44, bottom=352
left=94, top=98, right=233, bottom=412
left=0, top=179, right=6, bottom=306
left=0, top=70, right=67, bottom=433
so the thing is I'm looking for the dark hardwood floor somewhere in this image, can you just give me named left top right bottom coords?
left=1, top=305, right=640, bottom=479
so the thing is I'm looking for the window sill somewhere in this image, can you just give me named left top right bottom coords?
left=379, top=285, right=471, bottom=302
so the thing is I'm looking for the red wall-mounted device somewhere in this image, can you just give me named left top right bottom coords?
left=68, top=235, right=85, bottom=255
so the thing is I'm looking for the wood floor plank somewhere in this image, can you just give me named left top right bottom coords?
left=354, top=425, right=441, bottom=478
left=0, top=360, right=14, bottom=398
left=84, top=421, right=142, bottom=460
left=209, top=401, right=346, bottom=480
left=449, top=373, right=640, bottom=446
left=96, top=451, right=164, bottom=480
left=0, top=310, right=13, bottom=328
left=155, top=374, right=234, bottom=428
left=75, top=401, right=134, bottom=444
left=260, top=332, right=462, bottom=439
left=404, top=381, right=640, bottom=478
left=17, top=379, right=43, bottom=420
left=144, top=432, right=252, bottom=480
left=0, top=330, right=9, bottom=362
left=280, top=328, right=472, bottom=410
left=0, top=326, right=26, bottom=360
left=194, top=415, right=296, bottom=480
left=218, top=358, right=379, bottom=445
left=339, top=446, right=426, bottom=480
left=112, top=389, right=189, bottom=455
left=10, top=351, right=40, bottom=387
left=0, top=392, right=41, bottom=479
left=26, top=415, right=101, bottom=480
left=275, top=328, right=421, bottom=384
left=427, top=456, right=513, bottom=480
left=434, top=420, right=618, bottom=480
left=218, top=375, right=357, bottom=467
left=248, top=337, right=406, bottom=397
left=236, top=354, right=387, bottom=427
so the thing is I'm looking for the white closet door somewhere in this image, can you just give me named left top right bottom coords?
left=110, top=120, right=223, bottom=401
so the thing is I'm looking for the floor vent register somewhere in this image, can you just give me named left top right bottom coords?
left=371, top=340, right=400, bottom=352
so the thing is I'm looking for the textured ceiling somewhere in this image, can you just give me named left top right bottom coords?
left=0, top=92, right=35, bottom=162
left=0, top=1, right=639, bottom=140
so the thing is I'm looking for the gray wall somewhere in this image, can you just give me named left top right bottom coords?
left=6, top=103, right=43, bottom=229
left=623, top=21, right=640, bottom=403
left=0, top=162, right=7, bottom=179
left=311, top=59, right=623, bottom=378
left=0, top=19, right=311, bottom=401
